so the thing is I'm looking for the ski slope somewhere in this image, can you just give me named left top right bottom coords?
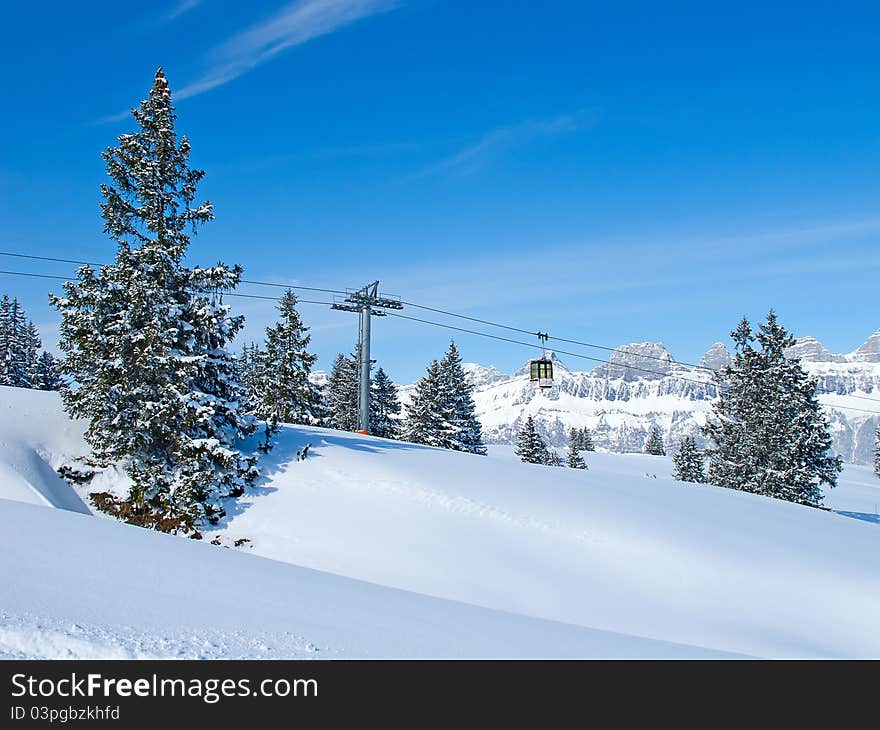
left=0, top=386, right=879, bottom=658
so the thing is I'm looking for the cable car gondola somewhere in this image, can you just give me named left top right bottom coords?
left=530, top=331, right=553, bottom=389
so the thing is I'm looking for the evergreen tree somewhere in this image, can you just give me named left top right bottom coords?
left=23, top=322, right=41, bottom=387
left=252, top=290, right=321, bottom=427
left=0, top=296, right=32, bottom=387
left=326, top=352, right=359, bottom=431
left=33, top=351, right=64, bottom=391
left=672, top=436, right=705, bottom=483
left=569, top=426, right=596, bottom=452
left=515, top=416, right=551, bottom=465
left=0, top=296, right=10, bottom=385
left=566, top=441, right=586, bottom=469
left=437, top=341, right=486, bottom=454
left=644, top=425, right=666, bottom=456
left=579, top=426, right=596, bottom=452
left=371, top=367, right=401, bottom=439
left=702, top=311, right=841, bottom=507
left=403, top=359, right=445, bottom=446
left=544, top=449, right=563, bottom=467
left=874, top=425, right=880, bottom=480
left=50, top=68, right=256, bottom=533
left=237, top=342, right=263, bottom=415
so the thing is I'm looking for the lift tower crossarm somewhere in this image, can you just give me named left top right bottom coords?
left=331, top=281, right=403, bottom=433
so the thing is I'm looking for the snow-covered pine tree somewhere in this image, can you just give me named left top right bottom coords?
left=236, top=342, right=263, bottom=415
left=50, top=68, right=256, bottom=534
left=371, top=367, right=401, bottom=439
left=874, top=425, right=880, bottom=480
left=252, top=290, right=321, bottom=429
left=580, top=426, right=596, bottom=452
left=644, top=425, right=666, bottom=456
left=403, top=359, right=445, bottom=446
left=672, top=435, right=705, bottom=483
left=566, top=441, right=586, bottom=469
left=326, top=352, right=359, bottom=431
left=0, top=296, right=32, bottom=387
left=0, top=296, right=10, bottom=385
left=437, top=341, right=486, bottom=454
left=33, top=351, right=63, bottom=391
left=23, top=321, right=41, bottom=387
left=702, top=311, right=842, bottom=507
left=515, top=415, right=550, bottom=465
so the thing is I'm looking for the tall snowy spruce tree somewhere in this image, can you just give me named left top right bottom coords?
left=403, top=359, right=445, bottom=446
left=672, top=436, right=705, bottom=483
left=370, top=367, right=401, bottom=439
left=403, top=341, right=485, bottom=454
left=515, top=415, right=551, bottom=465
left=252, top=290, right=322, bottom=428
left=437, top=341, right=486, bottom=454
left=50, top=68, right=256, bottom=534
left=326, top=352, right=359, bottom=431
left=702, top=312, right=842, bottom=507
left=644, top=425, right=666, bottom=456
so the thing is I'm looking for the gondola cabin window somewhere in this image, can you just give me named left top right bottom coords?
left=530, top=359, right=553, bottom=389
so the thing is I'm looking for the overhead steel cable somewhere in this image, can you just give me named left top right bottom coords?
left=3, top=249, right=880, bottom=408
left=0, top=250, right=346, bottom=295
left=400, top=299, right=718, bottom=373
left=0, top=268, right=334, bottom=306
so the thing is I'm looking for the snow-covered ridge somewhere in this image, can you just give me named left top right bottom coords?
left=403, top=331, right=880, bottom=463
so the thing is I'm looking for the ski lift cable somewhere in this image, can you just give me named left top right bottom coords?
left=0, top=251, right=346, bottom=295
left=0, top=269, right=334, bottom=306
left=4, top=249, right=851, bottom=384
left=400, top=299, right=718, bottom=373
left=3, top=254, right=880, bottom=408
left=0, top=250, right=722, bottom=374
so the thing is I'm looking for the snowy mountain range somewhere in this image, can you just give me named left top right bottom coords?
left=400, top=329, right=880, bottom=465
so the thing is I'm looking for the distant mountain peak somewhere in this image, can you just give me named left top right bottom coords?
left=698, top=343, right=731, bottom=372
left=850, top=329, right=880, bottom=363
left=786, top=336, right=847, bottom=363
left=590, top=342, right=674, bottom=381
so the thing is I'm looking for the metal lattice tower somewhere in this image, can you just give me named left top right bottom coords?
left=331, top=281, right=403, bottom=433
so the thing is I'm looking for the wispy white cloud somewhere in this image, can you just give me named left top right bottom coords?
left=418, top=110, right=599, bottom=178
left=166, top=0, right=203, bottom=22
left=175, top=0, right=397, bottom=100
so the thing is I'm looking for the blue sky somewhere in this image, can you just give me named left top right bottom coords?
left=1, top=1, right=878, bottom=382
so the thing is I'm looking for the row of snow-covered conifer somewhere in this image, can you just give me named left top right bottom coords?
left=236, top=328, right=486, bottom=455
left=0, top=295, right=62, bottom=391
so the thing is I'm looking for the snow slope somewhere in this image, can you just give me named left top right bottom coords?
left=3, top=498, right=731, bottom=659
left=209, top=426, right=880, bottom=658
left=1, top=387, right=879, bottom=658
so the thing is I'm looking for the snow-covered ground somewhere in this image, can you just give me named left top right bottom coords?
left=1, top=386, right=879, bottom=658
